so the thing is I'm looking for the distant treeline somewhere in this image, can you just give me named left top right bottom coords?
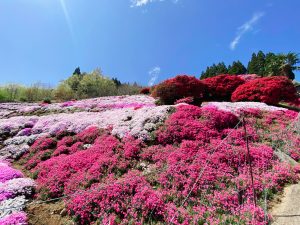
left=0, top=68, right=142, bottom=103
left=201, top=51, right=300, bottom=80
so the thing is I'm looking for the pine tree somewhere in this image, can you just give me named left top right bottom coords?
left=215, top=62, right=228, bottom=74
left=256, top=51, right=266, bottom=76
left=200, top=62, right=228, bottom=79
left=228, top=61, right=247, bottom=75
left=247, top=53, right=258, bottom=74
left=73, top=67, right=81, bottom=75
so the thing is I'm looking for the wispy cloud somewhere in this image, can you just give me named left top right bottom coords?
left=229, top=12, right=265, bottom=50
left=130, top=0, right=178, bottom=7
left=148, top=67, right=160, bottom=86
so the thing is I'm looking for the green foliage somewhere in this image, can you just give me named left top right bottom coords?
left=73, top=67, right=81, bottom=75
left=66, top=74, right=83, bottom=93
left=23, top=83, right=53, bottom=102
left=202, top=51, right=299, bottom=80
left=264, top=52, right=299, bottom=79
left=77, top=70, right=117, bottom=98
left=55, top=68, right=141, bottom=101
left=0, top=83, right=53, bottom=102
left=228, top=61, right=247, bottom=75
left=112, top=77, right=122, bottom=87
left=115, top=83, right=141, bottom=95
left=54, top=83, right=76, bottom=101
left=247, top=51, right=266, bottom=75
left=201, top=62, right=228, bottom=79
left=0, top=88, right=8, bottom=102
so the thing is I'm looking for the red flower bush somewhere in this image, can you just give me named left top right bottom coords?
left=202, top=74, right=245, bottom=101
left=231, top=76, right=298, bottom=105
left=156, top=105, right=238, bottom=144
left=152, top=75, right=207, bottom=105
left=140, top=87, right=150, bottom=95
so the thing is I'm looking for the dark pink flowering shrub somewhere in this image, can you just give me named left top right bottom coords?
left=152, top=75, right=207, bottom=105
left=30, top=136, right=57, bottom=153
left=123, top=135, right=144, bottom=159
left=232, top=76, right=298, bottom=104
left=156, top=105, right=238, bottom=144
left=66, top=172, right=165, bottom=224
left=76, top=126, right=104, bottom=144
left=31, top=133, right=145, bottom=198
left=202, top=74, right=245, bottom=101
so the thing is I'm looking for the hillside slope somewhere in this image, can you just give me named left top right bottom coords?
left=0, top=95, right=299, bottom=225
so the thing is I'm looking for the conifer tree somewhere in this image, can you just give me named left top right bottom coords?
left=228, top=61, right=247, bottom=75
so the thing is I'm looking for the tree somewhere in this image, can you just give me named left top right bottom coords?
left=216, top=62, right=228, bottom=74
left=264, top=53, right=299, bottom=79
left=200, top=62, right=228, bottom=79
left=54, top=83, right=75, bottom=101
left=73, top=67, right=81, bottom=75
left=256, top=51, right=266, bottom=76
left=5, top=84, right=21, bottom=101
left=228, top=61, right=247, bottom=75
left=77, top=70, right=117, bottom=98
left=247, top=51, right=266, bottom=75
left=112, top=78, right=122, bottom=87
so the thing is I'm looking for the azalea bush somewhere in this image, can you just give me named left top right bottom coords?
left=232, top=76, right=298, bottom=104
left=140, top=88, right=150, bottom=95
left=152, top=75, right=207, bottom=105
left=202, top=74, right=245, bottom=101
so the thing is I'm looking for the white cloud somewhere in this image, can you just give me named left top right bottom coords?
left=230, top=12, right=265, bottom=50
left=148, top=67, right=160, bottom=86
left=130, top=0, right=178, bottom=7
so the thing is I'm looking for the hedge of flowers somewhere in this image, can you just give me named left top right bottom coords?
left=152, top=75, right=207, bottom=105
left=152, top=75, right=298, bottom=106
left=231, top=76, right=298, bottom=105
left=202, top=74, right=245, bottom=101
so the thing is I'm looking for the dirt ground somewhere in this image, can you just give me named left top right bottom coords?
left=26, top=201, right=75, bottom=225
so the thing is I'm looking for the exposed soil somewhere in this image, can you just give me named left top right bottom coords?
left=12, top=162, right=75, bottom=225
left=26, top=201, right=74, bottom=225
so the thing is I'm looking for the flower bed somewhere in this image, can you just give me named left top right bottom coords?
left=17, top=104, right=300, bottom=224
left=0, top=95, right=299, bottom=224
left=0, top=161, right=35, bottom=224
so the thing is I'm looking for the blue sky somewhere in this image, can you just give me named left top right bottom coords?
left=0, top=0, right=300, bottom=86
